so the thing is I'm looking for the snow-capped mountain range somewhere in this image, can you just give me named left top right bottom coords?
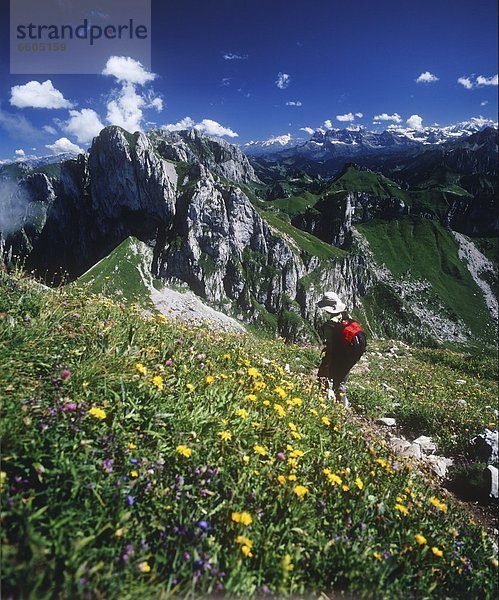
left=242, top=118, right=498, bottom=157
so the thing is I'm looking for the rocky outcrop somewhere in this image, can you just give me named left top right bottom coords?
left=151, top=128, right=259, bottom=184
left=293, top=191, right=409, bottom=247
left=26, top=128, right=177, bottom=281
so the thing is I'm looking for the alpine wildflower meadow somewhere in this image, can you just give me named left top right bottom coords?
left=0, top=270, right=497, bottom=598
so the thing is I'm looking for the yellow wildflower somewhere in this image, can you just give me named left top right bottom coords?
left=432, top=547, right=443, bottom=558
left=247, top=367, right=261, bottom=378
left=263, top=400, right=270, bottom=406
left=176, top=445, right=192, bottom=458
left=355, top=477, right=364, bottom=490
left=277, top=475, right=286, bottom=485
left=254, top=444, right=267, bottom=456
left=242, top=455, right=250, bottom=464
left=236, top=408, right=249, bottom=418
left=220, top=373, right=228, bottom=379
left=205, top=375, right=215, bottom=384
left=152, top=375, right=164, bottom=391
left=245, top=394, right=258, bottom=402
left=253, top=381, right=266, bottom=391
left=274, top=386, right=287, bottom=399
left=288, top=422, right=297, bottom=431
left=373, top=552, right=382, bottom=561
left=135, top=363, right=147, bottom=376
left=241, top=544, right=253, bottom=557
left=186, top=383, right=195, bottom=392
left=429, top=496, right=447, bottom=513
left=415, top=534, right=427, bottom=545
left=395, top=503, right=409, bottom=516
left=322, top=416, right=331, bottom=426
left=232, top=511, right=253, bottom=526
left=293, top=485, right=309, bottom=498
left=290, top=431, right=302, bottom=439
left=342, top=484, right=350, bottom=492
left=235, top=535, right=252, bottom=547
left=288, top=474, right=297, bottom=481
left=282, top=554, right=294, bottom=572
left=223, top=353, right=231, bottom=360
left=127, top=443, right=137, bottom=449
left=218, top=431, right=232, bottom=442
left=138, top=561, right=151, bottom=573
left=274, top=403, right=286, bottom=417
left=287, top=397, right=303, bottom=407
left=89, top=406, right=107, bottom=420
left=130, top=470, right=138, bottom=478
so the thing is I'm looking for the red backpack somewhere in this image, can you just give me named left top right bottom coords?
left=342, top=320, right=367, bottom=353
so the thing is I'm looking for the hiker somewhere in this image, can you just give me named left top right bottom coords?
left=317, top=292, right=366, bottom=406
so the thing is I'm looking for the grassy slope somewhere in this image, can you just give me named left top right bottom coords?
left=0, top=271, right=497, bottom=599
left=325, top=166, right=411, bottom=202
left=75, top=238, right=156, bottom=304
left=356, top=217, right=494, bottom=341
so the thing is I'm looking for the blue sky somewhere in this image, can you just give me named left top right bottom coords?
left=0, top=0, right=497, bottom=160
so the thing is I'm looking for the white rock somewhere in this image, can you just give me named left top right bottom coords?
left=375, top=417, right=396, bottom=427
left=457, top=398, right=467, bottom=407
left=390, top=438, right=421, bottom=459
left=487, top=466, right=498, bottom=499
left=455, top=379, right=466, bottom=385
left=425, top=455, right=453, bottom=478
left=413, top=435, right=437, bottom=454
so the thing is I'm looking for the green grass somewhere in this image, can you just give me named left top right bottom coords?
left=1, top=270, right=497, bottom=599
left=75, top=237, right=157, bottom=304
left=260, top=209, right=347, bottom=260
left=266, top=192, right=320, bottom=217
left=326, top=165, right=410, bottom=202
left=348, top=341, right=497, bottom=456
left=356, top=217, right=495, bottom=341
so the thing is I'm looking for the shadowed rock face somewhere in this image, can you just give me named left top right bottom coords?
left=25, top=128, right=177, bottom=282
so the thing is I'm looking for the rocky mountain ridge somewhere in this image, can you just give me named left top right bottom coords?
left=1, top=125, right=496, bottom=344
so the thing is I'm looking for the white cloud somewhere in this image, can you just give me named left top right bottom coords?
left=62, top=109, right=104, bottom=144
left=106, top=83, right=147, bottom=132
left=194, top=119, right=238, bottom=138
left=323, top=119, right=334, bottom=129
left=162, top=117, right=196, bottom=132
left=147, top=97, right=163, bottom=112
left=481, top=100, right=489, bottom=106
left=223, top=52, right=248, bottom=60
left=102, top=56, right=156, bottom=85
left=458, top=76, right=474, bottom=90
left=476, top=74, right=498, bottom=86
left=336, top=112, right=355, bottom=122
left=355, top=112, right=363, bottom=118
left=373, top=112, right=402, bottom=123
left=300, top=127, right=315, bottom=135
left=10, top=80, right=73, bottom=109
left=406, top=114, right=423, bottom=130
left=221, top=78, right=231, bottom=86
left=276, top=72, right=290, bottom=89
left=15, top=149, right=25, bottom=156
left=45, top=137, right=83, bottom=154
left=458, top=74, right=497, bottom=90
left=162, top=117, right=238, bottom=138
left=43, top=124, right=57, bottom=135
left=416, top=71, right=439, bottom=84
left=286, top=101, right=302, bottom=106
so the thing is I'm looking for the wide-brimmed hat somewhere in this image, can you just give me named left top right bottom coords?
left=317, top=291, right=347, bottom=314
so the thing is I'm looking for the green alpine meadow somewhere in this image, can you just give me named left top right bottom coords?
left=1, top=268, right=497, bottom=598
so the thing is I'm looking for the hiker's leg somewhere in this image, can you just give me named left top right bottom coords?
left=336, top=372, right=350, bottom=407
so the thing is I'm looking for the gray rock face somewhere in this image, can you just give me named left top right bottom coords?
left=151, top=128, right=259, bottom=184
left=27, top=127, right=177, bottom=280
